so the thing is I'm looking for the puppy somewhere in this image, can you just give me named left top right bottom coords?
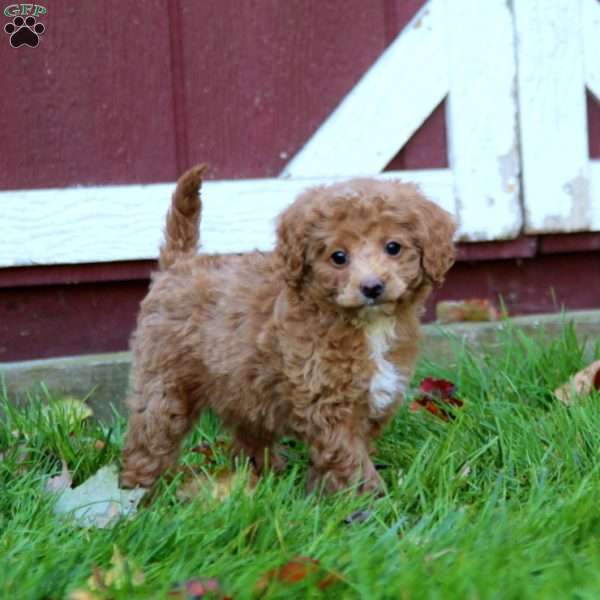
left=120, top=166, right=456, bottom=493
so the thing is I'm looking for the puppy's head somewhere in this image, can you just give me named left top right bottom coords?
left=275, top=179, right=456, bottom=310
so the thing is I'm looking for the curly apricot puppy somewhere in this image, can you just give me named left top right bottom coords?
left=120, top=166, right=456, bottom=493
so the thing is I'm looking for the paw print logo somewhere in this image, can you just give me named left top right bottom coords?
left=4, top=15, right=45, bottom=48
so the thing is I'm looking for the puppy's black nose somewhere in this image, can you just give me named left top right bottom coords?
left=361, top=279, right=385, bottom=300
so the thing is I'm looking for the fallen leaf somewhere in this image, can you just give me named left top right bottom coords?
left=94, top=440, right=106, bottom=451
left=409, top=377, right=464, bottom=421
left=177, top=467, right=257, bottom=503
left=43, top=397, right=93, bottom=428
left=88, top=546, right=145, bottom=591
left=397, top=468, right=406, bottom=487
left=436, top=299, right=499, bottom=324
left=190, top=439, right=228, bottom=465
left=554, top=360, right=600, bottom=405
left=458, top=463, right=471, bottom=479
left=68, top=590, right=102, bottom=600
left=169, top=577, right=224, bottom=598
left=0, top=443, right=30, bottom=472
left=255, top=556, right=340, bottom=592
left=45, top=458, right=73, bottom=493
left=53, top=464, right=146, bottom=528
left=69, top=546, right=145, bottom=599
left=343, top=509, right=372, bottom=525
left=419, top=377, right=456, bottom=397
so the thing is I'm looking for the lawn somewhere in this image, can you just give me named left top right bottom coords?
left=1, top=320, right=600, bottom=599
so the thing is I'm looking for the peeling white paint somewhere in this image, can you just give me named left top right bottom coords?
left=446, top=0, right=522, bottom=241
left=515, top=0, right=592, bottom=233
left=282, top=0, right=448, bottom=178
left=0, top=170, right=456, bottom=267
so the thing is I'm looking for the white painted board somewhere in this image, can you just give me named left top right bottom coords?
left=0, top=170, right=455, bottom=267
left=282, top=0, right=448, bottom=178
left=514, top=0, right=592, bottom=233
left=583, top=0, right=600, bottom=101
left=445, top=0, right=522, bottom=241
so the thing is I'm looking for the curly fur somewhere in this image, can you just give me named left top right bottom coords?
left=120, top=167, right=457, bottom=494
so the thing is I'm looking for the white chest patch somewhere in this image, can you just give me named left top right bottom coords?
left=365, top=317, right=407, bottom=413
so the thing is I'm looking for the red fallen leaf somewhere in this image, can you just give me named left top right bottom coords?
left=410, top=377, right=464, bottom=421
left=419, top=377, right=456, bottom=398
left=255, top=556, right=340, bottom=592
left=168, top=577, right=227, bottom=598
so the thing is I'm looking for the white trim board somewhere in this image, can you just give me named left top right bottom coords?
left=4, top=0, right=600, bottom=270
left=583, top=0, right=600, bottom=101
left=282, top=0, right=523, bottom=242
left=281, top=0, right=448, bottom=178
left=0, top=170, right=459, bottom=268
left=445, top=0, right=521, bottom=241
left=515, top=0, right=599, bottom=233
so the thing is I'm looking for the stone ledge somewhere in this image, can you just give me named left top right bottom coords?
left=1, top=311, right=599, bottom=422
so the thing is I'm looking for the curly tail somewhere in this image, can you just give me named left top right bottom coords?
left=159, top=164, right=208, bottom=270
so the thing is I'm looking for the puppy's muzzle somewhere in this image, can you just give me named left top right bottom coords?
left=360, top=277, right=385, bottom=301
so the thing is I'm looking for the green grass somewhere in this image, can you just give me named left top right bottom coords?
left=1, top=320, right=600, bottom=599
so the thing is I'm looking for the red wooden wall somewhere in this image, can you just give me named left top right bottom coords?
left=0, top=0, right=599, bottom=361
left=0, top=0, right=436, bottom=189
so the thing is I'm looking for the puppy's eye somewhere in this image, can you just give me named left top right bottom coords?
left=385, top=241, right=401, bottom=256
left=330, top=250, right=348, bottom=266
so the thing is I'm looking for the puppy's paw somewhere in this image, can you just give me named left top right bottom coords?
left=359, top=469, right=386, bottom=497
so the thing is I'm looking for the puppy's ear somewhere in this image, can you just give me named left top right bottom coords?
left=275, top=197, right=309, bottom=289
left=412, top=196, right=457, bottom=285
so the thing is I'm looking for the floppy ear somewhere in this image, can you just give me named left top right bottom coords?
left=413, top=197, right=457, bottom=285
left=275, top=197, right=309, bottom=290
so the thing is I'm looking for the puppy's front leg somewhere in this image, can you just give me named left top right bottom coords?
left=231, top=425, right=287, bottom=474
left=305, top=420, right=384, bottom=495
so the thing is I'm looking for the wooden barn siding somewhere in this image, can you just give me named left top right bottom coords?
left=2, top=236, right=600, bottom=362
left=0, top=0, right=596, bottom=188
left=0, top=0, right=438, bottom=189
left=0, top=1, right=599, bottom=361
left=0, top=1, right=178, bottom=189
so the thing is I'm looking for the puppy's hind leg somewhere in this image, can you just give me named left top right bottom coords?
left=120, top=382, right=200, bottom=489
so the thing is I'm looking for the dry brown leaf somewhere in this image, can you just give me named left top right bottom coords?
left=190, top=439, right=229, bottom=465
left=255, top=556, right=340, bottom=592
left=68, top=590, right=102, bottom=600
left=94, top=440, right=106, bottom=451
left=436, top=299, right=499, bottom=324
left=45, top=459, right=73, bottom=493
left=89, top=546, right=145, bottom=591
left=177, top=468, right=257, bottom=502
left=69, top=547, right=144, bottom=599
left=554, top=360, right=600, bottom=405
